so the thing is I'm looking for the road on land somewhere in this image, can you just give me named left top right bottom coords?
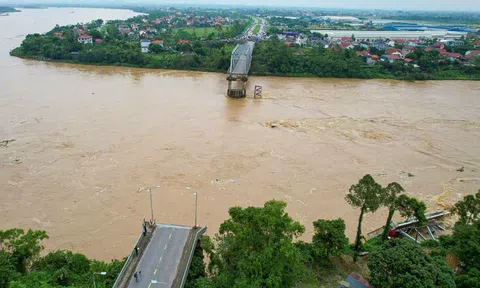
left=128, top=225, right=191, bottom=288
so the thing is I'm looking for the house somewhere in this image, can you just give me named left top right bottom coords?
left=295, top=36, right=307, bottom=46
left=373, top=40, right=387, bottom=50
left=381, top=54, right=403, bottom=63
left=387, top=47, right=402, bottom=54
left=402, top=45, right=415, bottom=54
left=131, top=23, right=139, bottom=31
left=440, top=40, right=465, bottom=47
left=151, top=40, right=164, bottom=47
left=439, top=51, right=462, bottom=61
left=404, top=58, right=413, bottom=64
left=360, top=41, right=370, bottom=49
left=140, top=39, right=151, bottom=53
left=465, top=50, right=480, bottom=61
left=120, top=29, right=132, bottom=35
left=339, top=42, right=354, bottom=50
left=95, top=39, right=103, bottom=44
left=53, top=32, right=63, bottom=37
left=77, top=35, right=93, bottom=44
left=393, top=38, right=405, bottom=45
left=356, top=50, right=369, bottom=57
left=408, top=39, right=423, bottom=47
left=118, top=25, right=129, bottom=33
left=366, top=56, right=377, bottom=65
left=147, top=27, right=158, bottom=34
left=284, top=41, right=294, bottom=47
left=474, top=41, right=480, bottom=48
left=73, top=28, right=85, bottom=36
left=432, top=42, right=445, bottom=49
left=178, top=40, right=190, bottom=45
left=139, top=30, right=147, bottom=37
left=340, top=36, right=353, bottom=43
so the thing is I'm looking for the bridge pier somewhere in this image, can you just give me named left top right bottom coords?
left=227, top=41, right=255, bottom=99
left=227, top=75, right=248, bottom=98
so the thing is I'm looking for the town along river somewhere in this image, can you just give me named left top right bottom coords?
left=1, top=8, right=480, bottom=261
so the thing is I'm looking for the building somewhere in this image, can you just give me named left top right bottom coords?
left=381, top=54, right=403, bottom=63
left=440, top=39, right=465, bottom=46
left=151, top=40, right=164, bottom=47
left=373, top=40, right=388, bottom=50
left=309, top=30, right=467, bottom=41
left=77, top=35, right=93, bottom=44
left=140, top=39, right=151, bottom=53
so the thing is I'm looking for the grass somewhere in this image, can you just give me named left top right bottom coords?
left=173, top=27, right=223, bottom=37
left=253, top=24, right=260, bottom=35
left=298, top=255, right=371, bottom=288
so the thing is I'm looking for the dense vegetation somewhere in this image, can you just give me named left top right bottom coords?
left=0, top=229, right=125, bottom=288
left=2, top=181, right=479, bottom=287
left=10, top=18, right=480, bottom=81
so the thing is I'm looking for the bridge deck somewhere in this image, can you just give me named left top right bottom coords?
left=228, top=41, right=255, bottom=76
left=127, top=224, right=191, bottom=288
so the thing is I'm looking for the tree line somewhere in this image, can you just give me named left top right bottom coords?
left=1, top=175, right=479, bottom=287
left=10, top=22, right=480, bottom=80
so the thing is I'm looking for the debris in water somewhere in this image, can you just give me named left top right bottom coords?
left=0, top=139, right=15, bottom=147
left=456, top=167, right=465, bottom=172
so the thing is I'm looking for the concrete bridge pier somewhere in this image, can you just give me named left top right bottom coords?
left=226, top=75, right=247, bottom=98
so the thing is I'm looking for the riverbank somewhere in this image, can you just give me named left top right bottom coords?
left=10, top=52, right=480, bottom=81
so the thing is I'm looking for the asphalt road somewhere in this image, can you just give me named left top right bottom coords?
left=128, top=224, right=191, bottom=288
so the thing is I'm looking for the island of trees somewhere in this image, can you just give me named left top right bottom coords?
left=0, top=6, right=19, bottom=13
left=1, top=174, right=479, bottom=287
left=9, top=11, right=480, bottom=81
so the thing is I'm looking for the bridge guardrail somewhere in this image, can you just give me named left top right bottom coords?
left=112, top=233, right=143, bottom=288
left=179, top=226, right=208, bottom=288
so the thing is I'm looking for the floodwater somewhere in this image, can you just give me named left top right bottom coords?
left=1, top=8, right=480, bottom=261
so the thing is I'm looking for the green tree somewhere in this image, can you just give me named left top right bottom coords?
left=451, top=190, right=480, bottom=225
left=452, top=220, right=480, bottom=269
left=381, top=182, right=405, bottom=241
left=206, top=200, right=305, bottom=288
left=345, top=174, right=384, bottom=261
left=456, top=268, right=480, bottom=288
left=312, top=218, right=349, bottom=258
left=381, top=182, right=427, bottom=241
left=0, top=251, right=18, bottom=288
left=368, top=239, right=456, bottom=288
left=0, top=229, right=48, bottom=274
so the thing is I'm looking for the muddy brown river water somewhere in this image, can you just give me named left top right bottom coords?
left=1, top=8, right=479, bottom=261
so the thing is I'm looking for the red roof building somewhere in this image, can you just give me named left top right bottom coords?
left=356, top=50, right=369, bottom=56
left=152, top=40, right=164, bottom=45
left=339, top=42, right=353, bottom=49
left=284, top=41, right=294, bottom=47
left=465, top=50, right=480, bottom=60
left=387, top=47, right=402, bottom=54
left=432, top=42, right=445, bottom=49
left=121, top=29, right=132, bottom=35
left=340, top=37, right=353, bottom=42
left=404, top=58, right=413, bottom=63
left=95, top=39, right=103, bottom=43
left=178, top=40, right=190, bottom=44
left=392, top=38, right=405, bottom=44
left=78, top=35, right=92, bottom=40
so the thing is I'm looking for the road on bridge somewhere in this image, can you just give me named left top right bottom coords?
left=127, top=224, right=191, bottom=288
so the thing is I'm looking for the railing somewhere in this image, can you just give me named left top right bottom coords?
left=179, top=226, right=208, bottom=288
left=112, top=233, right=144, bottom=288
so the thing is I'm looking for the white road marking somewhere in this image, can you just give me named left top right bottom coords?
left=154, top=268, right=157, bottom=275
left=169, top=233, right=172, bottom=239
left=164, top=244, right=168, bottom=250
left=159, top=256, right=163, bottom=262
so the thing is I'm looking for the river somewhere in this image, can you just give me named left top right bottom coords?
left=1, top=8, right=479, bottom=261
